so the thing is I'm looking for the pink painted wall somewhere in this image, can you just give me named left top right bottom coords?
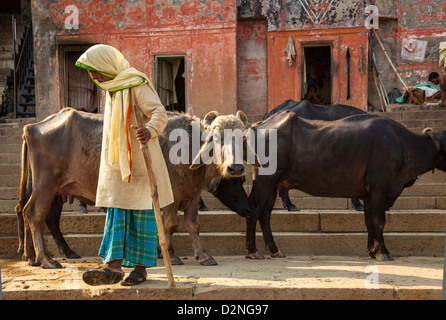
left=32, top=0, right=238, bottom=119
left=237, top=19, right=268, bottom=117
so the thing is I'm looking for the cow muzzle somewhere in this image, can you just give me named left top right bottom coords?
left=226, top=163, right=245, bottom=176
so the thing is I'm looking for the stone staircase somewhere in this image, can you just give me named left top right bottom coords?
left=0, top=13, right=25, bottom=117
left=1, top=105, right=446, bottom=260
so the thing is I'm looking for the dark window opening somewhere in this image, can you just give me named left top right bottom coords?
left=155, top=56, right=186, bottom=113
left=303, top=45, right=332, bottom=105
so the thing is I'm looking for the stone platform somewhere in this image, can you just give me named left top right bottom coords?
left=1, top=255, right=444, bottom=300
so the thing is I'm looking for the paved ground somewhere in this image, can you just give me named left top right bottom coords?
left=1, top=254, right=445, bottom=300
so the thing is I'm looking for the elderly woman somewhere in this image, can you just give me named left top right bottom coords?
left=76, top=44, right=173, bottom=286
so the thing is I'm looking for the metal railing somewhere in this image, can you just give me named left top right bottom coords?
left=13, top=16, right=35, bottom=117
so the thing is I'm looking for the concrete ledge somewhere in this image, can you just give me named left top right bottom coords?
left=1, top=210, right=445, bottom=258
left=2, top=210, right=446, bottom=235
left=1, top=231, right=444, bottom=258
left=1, top=255, right=443, bottom=300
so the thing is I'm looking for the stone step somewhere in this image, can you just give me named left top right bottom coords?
left=1, top=255, right=443, bottom=300
left=276, top=183, right=446, bottom=198
left=394, top=119, right=446, bottom=132
left=0, top=187, right=19, bottom=199
left=0, top=134, right=23, bottom=144
left=0, top=175, right=20, bottom=188
left=0, top=153, right=20, bottom=163
left=382, top=110, right=446, bottom=121
left=1, top=230, right=444, bottom=258
left=2, top=209, right=446, bottom=236
left=380, top=105, right=446, bottom=132
left=3, top=193, right=446, bottom=214
left=386, top=103, right=444, bottom=112
left=0, top=163, right=20, bottom=175
left=0, top=143, right=22, bottom=154
left=0, top=119, right=33, bottom=131
left=3, top=185, right=446, bottom=212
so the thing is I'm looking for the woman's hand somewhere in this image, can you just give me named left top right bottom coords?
left=131, top=125, right=151, bottom=144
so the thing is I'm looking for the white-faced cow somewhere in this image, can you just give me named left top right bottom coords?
left=246, top=111, right=446, bottom=261
left=16, top=108, right=256, bottom=268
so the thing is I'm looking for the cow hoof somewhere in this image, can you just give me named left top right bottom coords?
left=171, top=257, right=184, bottom=265
left=28, top=258, right=41, bottom=267
left=65, top=252, right=81, bottom=259
left=375, top=253, right=394, bottom=261
left=41, top=259, right=63, bottom=269
left=287, top=205, right=300, bottom=212
left=245, top=251, right=265, bottom=259
left=199, top=257, right=218, bottom=266
left=271, top=250, right=286, bottom=258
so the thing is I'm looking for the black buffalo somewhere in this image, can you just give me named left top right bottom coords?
left=246, top=111, right=446, bottom=261
left=264, top=99, right=366, bottom=211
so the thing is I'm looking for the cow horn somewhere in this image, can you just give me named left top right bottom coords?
left=236, top=110, right=248, bottom=127
left=422, top=128, right=434, bottom=135
left=203, top=111, right=220, bottom=129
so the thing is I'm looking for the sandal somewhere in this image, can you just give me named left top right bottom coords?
left=82, top=267, right=124, bottom=286
left=121, top=270, right=147, bottom=286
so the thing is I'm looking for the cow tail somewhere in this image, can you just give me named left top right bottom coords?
left=17, top=135, right=29, bottom=212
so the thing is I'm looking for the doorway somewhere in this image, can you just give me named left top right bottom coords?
left=303, top=45, right=332, bottom=105
left=155, top=56, right=186, bottom=113
left=59, top=46, right=100, bottom=113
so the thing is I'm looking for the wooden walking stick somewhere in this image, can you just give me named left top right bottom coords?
left=133, top=104, right=175, bottom=289
left=372, top=29, right=409, bottom=92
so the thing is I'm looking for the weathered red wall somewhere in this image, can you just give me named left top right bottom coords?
left=237, top=19, right=268, bottom=116
left=267, top=27, right=369, bottom=111
left=393, top=0, right=446, bottom=91
left=32, top=0, right=238, bottom=119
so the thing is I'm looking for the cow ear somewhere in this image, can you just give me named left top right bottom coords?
left=203, top=111, right=220, bottom=130
left=236, top=110, right=248, bottom=127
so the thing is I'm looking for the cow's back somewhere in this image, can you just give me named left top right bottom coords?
left=288, top=101, right=366, bottom=120
left=23, top=108, right=103, bottom=200
left=264, top=99, right=366, bottom=121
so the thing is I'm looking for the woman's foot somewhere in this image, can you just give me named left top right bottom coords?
left=82, top=259, right=125, bottom=286
left=121, top=269, right=147, bottom=286
left=82, top=267, right=125, bottom=286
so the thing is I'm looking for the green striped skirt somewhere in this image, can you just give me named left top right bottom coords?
left=98, top=207, right=158, bottom=267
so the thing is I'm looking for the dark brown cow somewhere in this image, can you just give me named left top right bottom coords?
left=17, top=108, right=256, bottom=268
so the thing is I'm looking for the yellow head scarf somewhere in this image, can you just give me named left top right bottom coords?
left=76, top=44, right=149, bottom=182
